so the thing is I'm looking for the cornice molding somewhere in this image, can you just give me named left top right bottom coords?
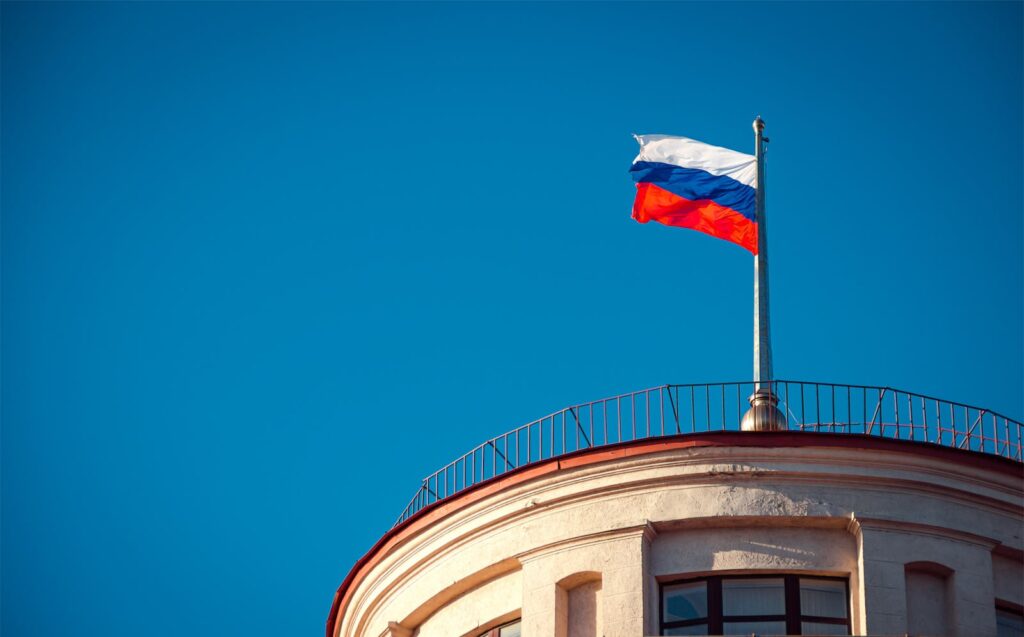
left=851, top=515, right=1001, bottom=550
left=516, top=523, right=653, bottom=563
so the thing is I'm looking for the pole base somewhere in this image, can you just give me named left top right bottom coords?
left=741, top=387, right=787, bottom=431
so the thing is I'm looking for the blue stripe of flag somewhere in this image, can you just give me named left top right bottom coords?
left=629, top=161, right=756, bottom=221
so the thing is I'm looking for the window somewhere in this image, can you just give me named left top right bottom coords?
left=661, top=575, right=850, bottom=635
left=997, top=604, right=1024, bottom=637
left=478, top=620, right=521, bottom=637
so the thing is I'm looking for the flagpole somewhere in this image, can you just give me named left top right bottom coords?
left=753, top=116, right=772, bottom=386
left=742, top=116, right=786, bottom=431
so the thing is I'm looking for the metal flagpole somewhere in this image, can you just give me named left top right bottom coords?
left=742, top=116, right=786, bottom=431
left=753, top=116, right=772, bottom=386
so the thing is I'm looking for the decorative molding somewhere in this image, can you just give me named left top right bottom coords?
left=652, top=514, right=853, bottom=534
left=396, top=558, right=520, bottom=630
left=516, top=523, right=651, bottom=563
left=852, top=515, right=1001, bottom=550
left=641, top=520, right=658, bottom=543
left=993, top=543, right=1024, bottom=561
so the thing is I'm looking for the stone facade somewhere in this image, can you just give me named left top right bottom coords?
left=327, top=433, right=1024, bottom=637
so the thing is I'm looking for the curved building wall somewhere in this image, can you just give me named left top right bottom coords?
left=329, top=432, right=1023, bottom=637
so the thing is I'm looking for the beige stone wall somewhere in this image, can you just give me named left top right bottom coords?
left=856, top=524, right=999, bottom=636
left=521, top=530, right=643, bottom=637
left=333, top=441, right=1022, bottom=637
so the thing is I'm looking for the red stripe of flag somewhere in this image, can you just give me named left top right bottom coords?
left=632, top=182, right=758, bottom=254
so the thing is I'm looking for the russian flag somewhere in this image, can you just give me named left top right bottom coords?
left=630, top=134, right=758, bottom=254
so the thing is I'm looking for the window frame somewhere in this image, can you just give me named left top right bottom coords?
left=659, top=573, right=851, bottom=635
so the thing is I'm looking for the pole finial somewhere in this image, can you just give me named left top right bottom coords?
left=753, top=116, right=765, bottom=133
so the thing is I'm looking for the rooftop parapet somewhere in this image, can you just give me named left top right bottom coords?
left=394, top=380, right=1022, bottom=527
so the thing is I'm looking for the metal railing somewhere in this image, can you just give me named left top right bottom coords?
left=394, top=381, right=1022, bottom=527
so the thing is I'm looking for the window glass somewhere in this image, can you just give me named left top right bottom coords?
left=663, top=581, right=708, bottom=621
left=722, top=620, right=786, bottom=634
left=661, top=575, right=849, bottom=636
left=800, top=578, right=848, bottom=618
left=498, top=621, right=521, bottom=637
left=722, top=578, right=785, bottom=615
left=802, top=621, right=849, bottom=635
left=997, top=609, right=1024, bottom=637
left=480, top=620, right=520, bottom=637
left=663, top=624, right=708, bottom=635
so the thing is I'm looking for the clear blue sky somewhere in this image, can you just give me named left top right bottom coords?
left=2, top=2, right=1021, bottom=635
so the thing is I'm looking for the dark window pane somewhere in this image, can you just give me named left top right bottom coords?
left=663, top=581, right=708, bottom=621
left=802, top=620, right=849, bottom=635
left=722, top=578, right=785, bottom=615
left=664, top=623, right=708, bottom=636
left=722, top=620, right=786, bottom=634
left=800, top=578, right=848, bottom=618
left=997, top=609, right=1024, bottom=637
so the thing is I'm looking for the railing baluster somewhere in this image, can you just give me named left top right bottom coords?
left=846, top=385, right=851, bottom=431
left=706, top=384, right=711, bottom=432
left=660, top=387, right=665, bottom=436
left=921, top=396, right=928, bottom=440
left=632, top=393, right=636, bottom=440
left=737, top=384, right=743, bottom=430
left=721, top=384, right=726, bottom=431
left=690, top=386, right=696, bottom=433
left=895, top=390, right=902, bottom=439
left=815, top=383, right=822, bottom=428
left=667, top=387, right=680, bottom=435
left=992, top=412, right=998, bottom=456
left=598, top=401, right=606, bottom=446
left=908, top=393, right=915, bottom=441
left=958, top=406, right=964, bottom=448
left=617, top=397, right=622, bottom=443
left=858, top=388, right=864, bottom=431
left=646, top=390, right=651, bottom=437
left=831, top=384, right=836, bottom=431
left=948, top=403, right=955, bottom=447
left=527, top=423, right=531, bottom=464
left=801, top=385, right=807, bottom=429
left=562, top=411, right=567, bottom=454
